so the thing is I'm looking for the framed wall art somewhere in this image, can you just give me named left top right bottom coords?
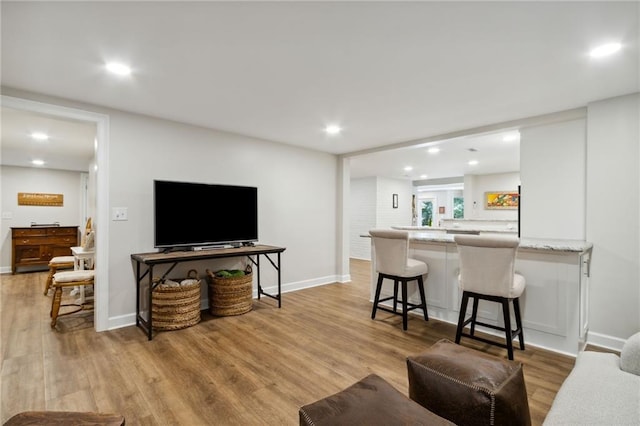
left=17, top=192, right=63, bottom=207
left=484, top=191, right=519, bottom=210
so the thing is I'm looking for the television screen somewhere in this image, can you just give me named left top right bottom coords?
left=154, top=180, right=258, bottom=249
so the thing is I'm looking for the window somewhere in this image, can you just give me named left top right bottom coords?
left=421, top=200, right=433, bottom=226
left=453, top=197, right=464, bottom=219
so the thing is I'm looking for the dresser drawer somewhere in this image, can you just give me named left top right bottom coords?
left=48, top=227, right=78, bottom=236
left=48, top=236, right=77, bottom=245
left=12, top=228, right=47, bottom=237
left=13, top=236, right=47, bottom=246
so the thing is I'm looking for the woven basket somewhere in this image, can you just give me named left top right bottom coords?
left=206, top=265, right=253, bottom=316
left=152, top=269, right=202, bottom=331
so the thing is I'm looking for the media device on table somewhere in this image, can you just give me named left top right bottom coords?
left=154, top=180, right=258, bottom=251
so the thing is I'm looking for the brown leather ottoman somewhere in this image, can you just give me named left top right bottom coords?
left=407, top=339, right=531, bottom=426
left=299, top=373, right=455, bottom=425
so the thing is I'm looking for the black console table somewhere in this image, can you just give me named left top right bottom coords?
left=131, top=244, right=286, bottom=340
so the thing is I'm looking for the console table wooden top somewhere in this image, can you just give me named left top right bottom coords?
left=131, top=244, right=286, bottom=265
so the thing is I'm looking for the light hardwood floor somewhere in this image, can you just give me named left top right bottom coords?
left=1, top=259, right=576, bottom=425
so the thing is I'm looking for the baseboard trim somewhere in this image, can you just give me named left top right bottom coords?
left=105, top=275, right=343, bottom=331
left=586, top=331, right=627, bottom=352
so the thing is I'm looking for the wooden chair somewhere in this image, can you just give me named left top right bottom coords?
left=43, top=256, right=75, bottom=295
left=50, top=269, right=95, bottom=328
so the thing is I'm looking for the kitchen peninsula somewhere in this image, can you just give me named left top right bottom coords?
left=366, top=231, right=592, bottom=356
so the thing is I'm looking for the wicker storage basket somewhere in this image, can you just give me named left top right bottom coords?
left=206, top=265, right=253, bottom=316
left=152, top=269, right=202, bottom=331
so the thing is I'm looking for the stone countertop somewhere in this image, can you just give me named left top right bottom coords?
left=364, top=231, right=593, bottom=253
left=409, top=232, right=592, bottom=253
left=392, top=225, right=518, bottom=234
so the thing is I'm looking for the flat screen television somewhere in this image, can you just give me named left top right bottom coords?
left=154, top=180, right=258, bottom=249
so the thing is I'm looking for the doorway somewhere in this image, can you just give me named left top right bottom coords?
left=1, top=95, right=110, bottom=331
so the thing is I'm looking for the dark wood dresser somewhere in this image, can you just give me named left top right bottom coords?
left=11, top=226, right=79, bottom=273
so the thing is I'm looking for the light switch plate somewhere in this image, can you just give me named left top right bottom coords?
left=1, top=212, right=13, bottom=219
left=112, top=207, right=128, bottom=221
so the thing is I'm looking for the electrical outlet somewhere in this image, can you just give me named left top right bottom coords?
left=112, top=207, right=128, bottom=221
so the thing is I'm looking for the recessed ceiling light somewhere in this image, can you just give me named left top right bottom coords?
left=106, top=62, right=132, bottom=76
left=590, top=42, right=622, bottom=58
left=428, top=147, right=440, bottom=154
left=468, top=160, right=479, bottom=166
left=420, top=174, right=428, bottom=179
left=32, top=159, right=45, bottom=166
left=324, top=124, right=342, bottom=136
left=404, top=166, right=413, bottom=172
left=31, top=132, right=48, bottom=141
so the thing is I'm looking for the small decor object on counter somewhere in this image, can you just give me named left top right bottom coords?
left=152, top=269, right=201, bottom=331
left=206, top=265, right=253, bottom=316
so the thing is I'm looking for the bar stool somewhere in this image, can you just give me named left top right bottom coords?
left=43, top=256, right=75, bottom=295
left=454, top=234, right=525, bottom=360
left=369, top=229, right=428, bottom=330
left=50, top=269, right=95, bottom=328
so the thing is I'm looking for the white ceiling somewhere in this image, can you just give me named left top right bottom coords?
left=1, top=107, right=96, bottom=172
left=1, top=1, right=637, bottom=178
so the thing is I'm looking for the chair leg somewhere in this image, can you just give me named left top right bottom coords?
left=502, top=298, right=514, bottom=360
left=50, top=286, right=63, bottom=327
left=401, top=280, right=408, bottom=331
left=513, top=297, right=525, bottom=350
left=44, top=266, right=56, bottom=295
left=392, top=280, right=399, bottom=313
left=417, top=275, right=428, bottom=321
left=455, top=291, right=470, bottom=344
left=371, top=274, right=384, bottom=320
left=470, top=296, right=480, bottom=337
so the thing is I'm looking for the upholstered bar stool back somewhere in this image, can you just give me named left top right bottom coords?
left=454, top=234, right=525, bottom=360
left=369, top=229, right=428, bottom=330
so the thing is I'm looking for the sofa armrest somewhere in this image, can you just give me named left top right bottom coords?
left=621, top=331, right=640, bottom=376
left=543, top=352, right=640, bottom=425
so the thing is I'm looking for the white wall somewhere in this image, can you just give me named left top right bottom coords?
left=106, top=111, right=339, bottom=322
left=463, top=172, right=520, bottom=220
left=350, top=178, right=376, bottom=260
left=520, top=119, right=586, bottom=240
left=376, top=177, right=412, bottom=229
left=586, top=93, right=640, bottom=347
left=349, top=176, right=412, bottom=260
left=1, top=166, right=85, bottom=271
